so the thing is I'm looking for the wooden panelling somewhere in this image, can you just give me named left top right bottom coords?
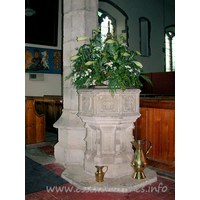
left=133, top=98, right=175, bottom=166
left=140, top=98, right=175, bottom=109
left=140, top=71, right=175, bottom=95
left=34, top=97, right=63, bottom=133
left=167, top=109, right=175, bottom=163
left=160, top=109, right=168, bottom=162
left=25, top=96, right=63, bottom=144
left=151, top=72, right=175, bottom=94
left=147, top=108, right=154, bottom=159
left=25, top=99, right=45, bottom=144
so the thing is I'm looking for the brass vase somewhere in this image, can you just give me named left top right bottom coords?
left=131, top=140, right=152, bottom=180
left=95, top=166, right=108, bottom=182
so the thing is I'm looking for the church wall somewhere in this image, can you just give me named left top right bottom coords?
left=25, top=0, right=62, bottom=97
left=99, top=2, right=126, bottom=37
left=25, top=73, right=62, bottom=96
left=100, top=0, right=175, bottom=73
left=25, top=0, right=175, bottom=96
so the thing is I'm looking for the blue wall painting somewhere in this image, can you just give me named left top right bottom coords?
left=25, top=47, right=62, bottom=74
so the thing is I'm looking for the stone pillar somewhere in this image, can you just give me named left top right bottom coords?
left=54, top=0, right=98, bottom=166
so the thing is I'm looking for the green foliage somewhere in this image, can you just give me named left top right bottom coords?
left=66, top=29, right=152, bottom=93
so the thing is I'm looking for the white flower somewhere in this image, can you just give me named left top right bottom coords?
left=73, top=73, right=80, bottom=81
left=94, top=47, right=101, bottom=51
left=125, top=65, right=131, bottom=69
left=105, top=61, right=113, bottom=67
left=129, top=69, right=133, bottom=73
left=84, top=69, right=92, bottom=77
left=121, top=43, right=128, bottom=47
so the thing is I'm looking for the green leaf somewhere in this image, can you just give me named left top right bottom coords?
left=135, top=50, right=141, bottom=56
left=140, top=75, right=153, bottom=86
left=102, top=55, right=107, bottom=64
left=133, top=61, right=143, bottom=68
left=105, top=39, right=116, bottom=44
left=121, top=52, right=130, bottom=57
left=140, top=71, right=148, bottom=75
left=119, top=34, right=126, bottom=41
left=85, top=61, right=96, bottom=65
left=65, top=73, right=73, bottom=80
left=93, top=29, right=101, bottom=33
left=76, top=36, right=91, bottom=41
left=70, top=55, right=81, bottom=61
left=114, top=55, right=118, bottom=60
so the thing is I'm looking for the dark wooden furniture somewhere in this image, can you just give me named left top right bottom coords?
left=34, top=96, right=63, bottom=133
left=25, top=96, right=63, bottom=144
left=133, top=96, right=175, bottom=171
left=25, top=98, right=45, bottom=144
left=141, top=71, right=175, bottom=95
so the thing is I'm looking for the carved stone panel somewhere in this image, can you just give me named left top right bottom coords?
left=80, top=94, right=93, bottom=114
left=123, top=95, right=136, bottom=113
left=97, top=94, right=119, bottom=114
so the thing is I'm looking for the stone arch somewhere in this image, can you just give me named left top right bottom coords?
left=99, top=0, right=129, bottom=45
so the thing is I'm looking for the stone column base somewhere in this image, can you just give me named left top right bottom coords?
left=54, top=110, right=86, bottom=166
left=61, top=164, right=157, bottom=193
left=84, top=152, right=133, bottom=178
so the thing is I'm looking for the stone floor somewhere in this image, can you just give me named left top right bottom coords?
left=25, top=132, right=175, bottom=199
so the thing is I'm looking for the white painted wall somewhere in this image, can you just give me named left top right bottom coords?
left=25, top=73, right=62, bottom=96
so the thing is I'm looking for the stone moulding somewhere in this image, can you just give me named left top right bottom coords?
left=77, top=88, right=141, bottom=178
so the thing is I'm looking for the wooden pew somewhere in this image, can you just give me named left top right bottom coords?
left=25, top=98, right=45, bottom=144
left=133, top=96, right=175, bottom=172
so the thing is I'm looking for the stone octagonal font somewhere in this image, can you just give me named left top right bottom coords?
left=77, top=88, right=141, bottom=178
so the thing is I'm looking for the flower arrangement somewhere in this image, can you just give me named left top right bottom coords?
left=66, top=29, right=152, bottom=94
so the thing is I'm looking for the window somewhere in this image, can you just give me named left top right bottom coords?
left=98, top=10, right=116, bottom=47
left=99, top=0, right=129, bottom=45
left=165, top=29, right=175, bottom=72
